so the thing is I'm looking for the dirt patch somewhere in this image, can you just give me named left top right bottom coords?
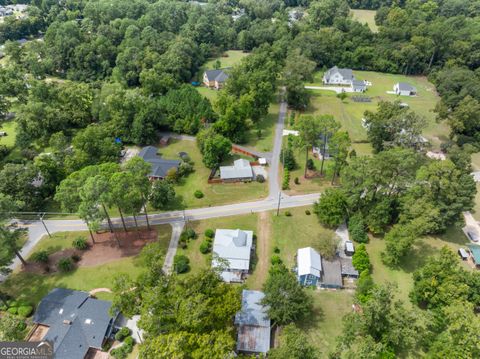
left=28, top=324, right=49, bottom=342
left=23, top=228, right=159, bottom=274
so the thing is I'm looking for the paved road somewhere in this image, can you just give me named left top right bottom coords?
left=269, top=99, right=287, bottom=199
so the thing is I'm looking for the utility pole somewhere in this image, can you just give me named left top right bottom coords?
left=276, top=191, right=281, bottom=216
left=39, top=213, right=51, bottom=238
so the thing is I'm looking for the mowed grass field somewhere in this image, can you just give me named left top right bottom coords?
left=1, top=225, right=172, bottom=305
left=306, top=71, right=448, bottom=150
left=158, top=139, right=268, bottom=209
left=351, top=9, right=378, bottom=32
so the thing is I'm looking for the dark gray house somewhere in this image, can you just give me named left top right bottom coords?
left=138, top=146, right=180, bottom=180
left=33, top=288, right=118, bottom=359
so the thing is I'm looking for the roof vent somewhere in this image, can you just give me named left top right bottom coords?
left=85, top=319, right=92, bottom=324
left=63, top=320, right=72, bottom=325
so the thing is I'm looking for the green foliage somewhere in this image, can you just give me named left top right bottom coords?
left=382, top=223, right=418, bottom=267
left=269, top=324, right=318, bottom=359
left=355, top=270, right=375, bottom=304
left=194, top=190, right=204, bottom=199
left=57, top=257, right=74, bottom=272
left=281, top=146, right=297, bottom=171
left=0, top=314, right=26, bottom=341
left=204, top=229, right=215, bottom=238
left=285, top=211, right=292, bottom=217
left=173, top=254, right=190, bottom=274
left=115, top=327, right=131, bottom=341
left=282, top=168, right=290, bottom=190
left=262, top=263, right=313, bottom=325
left=184, top=228, right=197, bottom=240
left=256, top=174, right=265, bottom=183
left=199, top=240, right=211, bottom=254
left=31, top=250, right=49, bottom=263
left=352, top=244, right=371, bottom=273
left=305, top=209, right=311, bottom=215
left=306, top=158, right=315, bottom=170
left=72, top=236, right=88, bottom=250
left=7, top=307, right=17, bottom=315
left=294, top=177, right=299, bottom=185
left=199, top=130, right=232, bottom=169
left=17, top=306, right=33, bottom=318
left=149, top=180, right=176, bottom=210
left=314, top=188, right=347, bottom=228
left=348, top=213, right=369, bottom=243
left=271, top=255, right=283, bottom=265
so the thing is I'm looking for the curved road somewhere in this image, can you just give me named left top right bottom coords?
left=9, top=96, right=320, bottom=274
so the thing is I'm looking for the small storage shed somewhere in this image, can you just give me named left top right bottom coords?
left=345, top=241, right=355, bottom=256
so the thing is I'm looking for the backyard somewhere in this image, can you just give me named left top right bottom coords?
left=157, top=139, right=268, bottom=209
left=305, top=70, right=448, bottom=150
left=0, top=225, right=172, bottom=305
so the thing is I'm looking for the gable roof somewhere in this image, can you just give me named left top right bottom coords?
left=352, top=79, right=366, bottom=89
left=138, top=146, right=180, bottom=178
left=396, top=82, right=416, bottom=92
left=325, top=66, right=354, bottom=81
left=204, top=69, right=229, bottom=83
left=212, top=229, right=253, bottom=272
left=235, top=290, right=270, bottom=354
left=33, top=288, right=116, bottom=359
left=297, top=247, right=322, bottom=277
left=220, top=158, right=253, bottom=180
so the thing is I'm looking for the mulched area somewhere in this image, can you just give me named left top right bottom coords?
left=23, top=228, right=160, bottom=275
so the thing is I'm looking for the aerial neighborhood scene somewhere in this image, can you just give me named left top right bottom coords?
left=0, top=0, right=479, bottom=358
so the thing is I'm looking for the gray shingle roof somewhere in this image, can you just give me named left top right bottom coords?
left=235, top=290, right=270, bottom=354
left=396, top=82, right=416, bottom=92
left=325, top=66, right=354, bottom=81
left=33, top=288, right=116, bottom=359
left=320, top=259, right=343, bottom=287
left=352, top=79, right=366, bottom=90
left=138, top=146, right=180, bottom=178
left=204, top=69, right=229, bottom=83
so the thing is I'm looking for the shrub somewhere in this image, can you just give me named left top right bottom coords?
left=256, top=174, right=265, bottom=183
left=111, top=346, right=129, bottom=359
left=352, top=244, right=371, bottom=273
left=281, top=147, right=297, bottom=171
left=179, top=238, right=187, bottom=249
left=184, top=228, right=197, bottom=240
left=57, top=258, right=73, bottom=272
left=7, top=300, right=17, bottom=307
left=204, top=229, right=215, bottom=238
left=282, top=168, right=290, bottom=190
left=273, top=246, right=280, bottom=254
left=199, top=240, right=211, bottom=254
left=306, top=158, right=315, bottom=170
left=348, top=213, right=369, bottom=243
left=115, top=327, right=131, bottom=341
left=124, top=336, right=134, bottom=346
left=178, top=161, right=194, bottom=177
left=71, top=254, right=81, bottom=262
left=285, top=211, right=292, bottom=217
left=174, top=255, right=190, bottom=274
left=7, top=307, right=17, bottom=315
left=271, top=255, right=283, bottom=265
left=305, top=209, right=311, bottom=215
left=72, top=236, right=88, bottom=250
left=31, top=250, right=49, bottom=263
left=294, top=177, right=299, bottom=185
left=253, top=234, right=257, bottom=241
left=17, top=306, right=33, bottom=318
left=194, top=190, right=204, bottom=199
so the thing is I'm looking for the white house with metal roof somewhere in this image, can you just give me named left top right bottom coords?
left=234, top=290, right=271, bottom=354
left=212, top=228, right=253, bottom=282
left=297, top=247, right=322, bottom=286
left=394, top=82, right=417, bottom=96
left=323, top=66, right=355, bottom=85
left=219, top=158, right=254, bottom=182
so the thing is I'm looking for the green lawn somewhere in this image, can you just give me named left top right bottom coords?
left=351, top=9, right=378, bottom=32
left=176, top=213, right=258, bottom=276
left=299, top=290, right=354, bottom=357
left=200, top=50, right=249, bottom=74
left=473, top=183, right=480, bottom=221
left=306, top=71, right=448, bottom=150
left=2, top=225, right=172, bottom=305
left=271, top=206, right=335, bottom=269
left=27, top=231, right=87, bottom=258
left=366, top=225, right=471, bottom=304
left=244, top=102, right=279, bottom=152
left=195, top=86, right=219, bottom=102
left=0, top=120, right=17, bottom=148
left=158, top=139, right=268, bottom=208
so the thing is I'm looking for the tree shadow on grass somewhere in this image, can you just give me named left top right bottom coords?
left=399, top=240, right=438, bottom=274
left=297, top=290, right=325, bottom=332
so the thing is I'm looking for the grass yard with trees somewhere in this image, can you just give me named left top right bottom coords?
left=350, top=9, right=378, bottom=32
left=0, top=225, right=172, bottom=305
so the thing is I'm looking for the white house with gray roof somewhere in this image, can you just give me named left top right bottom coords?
left=32, top=288, right=118, bottom=359
left=220, top=158, right=253, bottom=182
left=394, top=82, right=417, bottom=96
left=234, top=290, right=271, bottom=354
left=212, top=228, right=253, bottom=282
left=203, top=69, right=229, bottom=89
left=323, top=66, right=355, bottom=85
